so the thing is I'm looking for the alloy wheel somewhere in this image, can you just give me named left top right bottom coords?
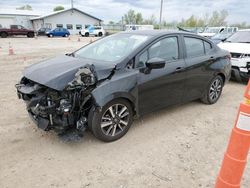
left=209, top=78, right=222, bottom=101
left=101, top=104, right=130, bottom=137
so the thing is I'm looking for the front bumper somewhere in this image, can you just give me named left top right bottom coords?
left=231, top=67, right=250, bottom=82
left=28, top=111, right=50, bottom=130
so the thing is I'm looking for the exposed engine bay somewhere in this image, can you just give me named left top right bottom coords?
left=16, top=65, right=101, bottom=136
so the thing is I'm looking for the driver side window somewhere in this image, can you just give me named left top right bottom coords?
left=136, top=36, right=179, bottom=68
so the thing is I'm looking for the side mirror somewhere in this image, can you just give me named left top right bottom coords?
left=145, top=58, right=166, bottom=70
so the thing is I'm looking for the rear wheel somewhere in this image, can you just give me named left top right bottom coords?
left=98, top=32, right=103, bottom=37
left=85, top=32, right=89, bottom=37
left=64, top=34, right=68, bottom=37
left=201, top=75, right=224, bottom=104
left=89, top=99, right=133, bottom=142
left=1, top=32, right=8, bottom=38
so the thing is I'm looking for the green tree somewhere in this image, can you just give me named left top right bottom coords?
left=16, top=4, right=32, bottom=10
left=123, top=9, right=136, bottom=24
left=53, top=6, right=65, bottom=12
left=143, top=14, right=157, bottom=25
left=186, top=15, right=198, bottom=27
left=108, top=21, right=115, bottom=25
left=122, top=10, right=145, bottom=24
left=208, top=10, right=228, bottom=26
left=135, top=13, right=143, bottom=24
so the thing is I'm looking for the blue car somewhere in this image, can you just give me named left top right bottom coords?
left=46, top=27, right=70, bottom=37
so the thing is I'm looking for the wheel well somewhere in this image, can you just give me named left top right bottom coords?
left=117, top=97, right=137, bottom=117
left=217, top=73, right=225, bottom=84
left=1, top=31, right=8, bottom=35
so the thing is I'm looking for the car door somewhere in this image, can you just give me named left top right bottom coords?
left=136, top=35, right=187, bottom=115
left=53, top=28, right=60, bottom=36
left=183, top=35, right=216, bottom=102
left=10, top=25, right=19, bottom=35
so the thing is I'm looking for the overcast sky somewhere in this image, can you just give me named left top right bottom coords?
left=0, top=0, right=249, bottom=24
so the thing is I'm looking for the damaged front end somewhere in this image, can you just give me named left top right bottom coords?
left=16, top=66, right=98, bottom=134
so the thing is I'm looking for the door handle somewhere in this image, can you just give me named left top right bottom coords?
left=210, top=56, right=215, bottom=60
left=175, top=67, right=184, bottom=72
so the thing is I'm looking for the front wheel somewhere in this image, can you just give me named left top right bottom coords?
left=89, top=99, right=133, bottom=142
left=27, top=32, right=34, bottom=38
left=201, top=75, right=224, bottom=104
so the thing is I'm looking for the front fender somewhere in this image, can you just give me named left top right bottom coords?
left=91, top=69, right=139, bottom=116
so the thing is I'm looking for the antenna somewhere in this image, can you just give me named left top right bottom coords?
left=71, top=0, right=74, bottom=9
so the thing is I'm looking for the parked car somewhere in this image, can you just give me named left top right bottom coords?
left=79, top=25, right=105, bottom=37
left=37, top=27, right=51, bottom=36
left=16, top=30, right=231, bottom=142
left=211, top=32, right=234, bottom=44
left=0, top=25, right=35, bottom=38
left=218, top=29, right=250, bottom=82
left=46, top=28, right=70, bottom=37
left=199, top=27, right=238, bottom=38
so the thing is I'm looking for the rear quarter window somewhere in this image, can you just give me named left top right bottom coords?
left=184, top=37, right=205, bottom=58
left=204, top=41, right=213, bottom=54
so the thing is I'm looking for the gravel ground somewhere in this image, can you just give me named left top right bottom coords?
left=0, top=36, right=249, bottom=188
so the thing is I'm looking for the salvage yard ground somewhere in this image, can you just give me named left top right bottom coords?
left=0, top=36, right=249, bottom=188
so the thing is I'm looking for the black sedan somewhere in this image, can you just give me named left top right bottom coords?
left=16, top=30, right=231, bottom=142
left=37, top=27, right=51, bottom=36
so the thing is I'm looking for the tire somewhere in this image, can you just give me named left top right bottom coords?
left=89, top=99, right=133, bottom=142
left=49, top=34, right=53, bottom=38
left=64, top=34, right=68, bottom=37
left=27, top=32, right=34, bottom=38
left=201, top=75, right=224, bottom=104
left=98, top=32, right=103, bottom=37
left=1, top=32, right=8, bottom=38
left=85, top=32, right=89, bottom=37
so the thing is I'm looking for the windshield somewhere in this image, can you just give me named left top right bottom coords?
left=225, top=31, right=250, bottom=43
left=74, top=34, right=149, bottom=62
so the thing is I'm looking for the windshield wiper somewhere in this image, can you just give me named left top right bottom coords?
left=238, top=42, right=250, bottom=44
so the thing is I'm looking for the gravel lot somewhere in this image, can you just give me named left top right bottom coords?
left=0, top=36, right=249, bottom=188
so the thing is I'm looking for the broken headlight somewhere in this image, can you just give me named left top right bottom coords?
left=68, top=67, right=96, bottom=89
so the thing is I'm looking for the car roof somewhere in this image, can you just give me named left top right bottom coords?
left=120, top=30, right=195, bottom=36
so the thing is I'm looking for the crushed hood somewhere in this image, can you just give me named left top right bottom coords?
left=23, top=55, right=116, bottom=91
left=218, top=42, right=250, bottom=54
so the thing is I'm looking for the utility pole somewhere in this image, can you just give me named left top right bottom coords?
left=159, top=0, right=163, bottom=29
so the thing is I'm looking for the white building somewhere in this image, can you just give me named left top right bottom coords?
left=0, top=9, right=40, bottom=29
left=31, top=8, right=102, bottom=34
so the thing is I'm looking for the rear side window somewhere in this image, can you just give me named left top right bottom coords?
left=184, top=37, right=205, bottom=58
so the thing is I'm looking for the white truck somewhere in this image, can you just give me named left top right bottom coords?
left=125, top=25, right=154, bottom=31
left=218, top=29, right=250, bottom=82
left=199, top=27, right=238, bottom=38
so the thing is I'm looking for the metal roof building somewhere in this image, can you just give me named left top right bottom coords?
left=31, top=8, right=102, bottom=34
left=0, top=9, right=40, bottom=29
